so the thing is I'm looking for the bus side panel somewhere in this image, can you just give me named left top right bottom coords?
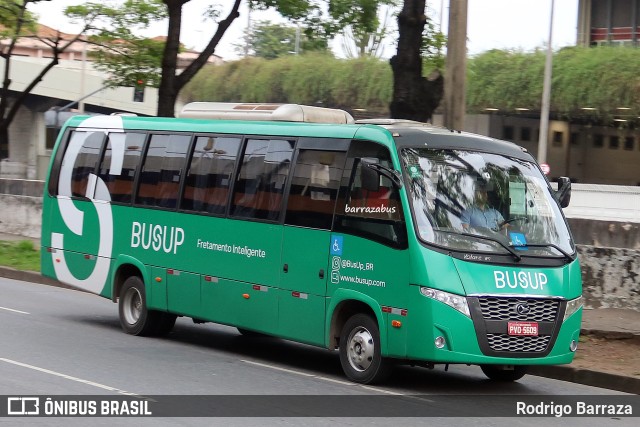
left=201, top=278, right=279, bottom=334
left=148, top=265, right=167, bottom=311
left=278, top=293, right=326, bottom=346
left=167, top=269, right=201, bottom=318
left=44, top=197, right=112, bottom=297
left=40, top=194, right=56, bottom=279
left=114, top=212, right=283, bottom=290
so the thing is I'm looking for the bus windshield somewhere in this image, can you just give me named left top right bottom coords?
left=401, top=148, right=574, bottom=258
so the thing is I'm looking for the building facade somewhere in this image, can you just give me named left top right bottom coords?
left=578, top=0, right=640, bottom=46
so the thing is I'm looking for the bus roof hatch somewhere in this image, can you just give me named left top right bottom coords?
left=179, top=102, right=355, bottom=124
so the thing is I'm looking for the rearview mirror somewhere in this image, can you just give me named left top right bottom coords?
left=556, top=176, right=571, bottom=208
left=360, top=159, right=380, bottom=192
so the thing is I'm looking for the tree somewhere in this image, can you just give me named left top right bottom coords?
left=153, top=0, right=388, bottom=116
left=389, top=0, right=443, bottom=122
left=66, top=0, right=391, bottom=117
left=66, top=0, right=167, bottom=89
left=67, top=0, right=435, bottom=119
left=237, top=20, right=328, bottom=59
left=0, top=0, right=96, bottom=158
left=340, top=4, right=394, bottom=58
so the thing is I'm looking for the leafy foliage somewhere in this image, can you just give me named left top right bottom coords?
left=182, top=53, right=401, bottom=114
left=421, top=15, right=445, bottom=70
left=185, top=45, right=640, bottom=122
left=466, top=47, right=640, bottom=120
left=0, top=0, right=38, bottom=40
left=65, top=0, right=167, bottom=88
left=1, top=0, right=99, bottom=158
left=237, top=20, right=328, bottom=59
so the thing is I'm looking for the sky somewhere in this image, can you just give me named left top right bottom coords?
left=32, top=0, right=580, bottom=60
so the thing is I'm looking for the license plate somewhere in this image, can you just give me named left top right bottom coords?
left=507, top=321, right=538, bottom=336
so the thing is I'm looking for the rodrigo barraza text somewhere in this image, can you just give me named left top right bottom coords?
left=516, top=401, right=632, bottom=417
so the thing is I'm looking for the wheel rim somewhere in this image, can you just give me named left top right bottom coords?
left=347, top=326, right=375, bottom=372
left=122, top=287, right=142, bottom=325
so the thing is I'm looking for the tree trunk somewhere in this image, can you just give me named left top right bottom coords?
left=157, top=0, right=241, bottom=117
left=157, top=1, right=184, bottom=117
left=389, top=0, right=443, bottom=122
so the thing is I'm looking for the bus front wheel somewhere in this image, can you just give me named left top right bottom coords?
left=481, top=365, right=528, bottom=381
left=119, top=276, right=162, bottom=336
left=339, top=314, right=391, bottom=384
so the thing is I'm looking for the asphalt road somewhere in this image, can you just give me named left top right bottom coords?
left=0, top=277, right=637, bottom=426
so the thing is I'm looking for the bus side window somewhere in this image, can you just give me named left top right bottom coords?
left=231, top=138, right=294, bottom=221
left=334, top=141, right=407, bottom=249
left=95, top=132, right=146, bottom=203
left=58, top=130, right=105, bottom=198
left=285, top=149, right=346, bottom=230
left=182, top=135, right=241, bottom=214
left=136, top=133, right=191, bottom=209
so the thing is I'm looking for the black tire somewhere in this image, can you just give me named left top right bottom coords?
left=339, top=314, right=391, bottom=384
left=154, top=313, right=177, bottom=336
left=118, top=276, right=160, bottom=336
left=481, top=365, right=528, bottom=381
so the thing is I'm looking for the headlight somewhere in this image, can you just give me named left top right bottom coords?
left=420, top=287, right=470, bottom=317
left=563, top=296, right=584, bottom=322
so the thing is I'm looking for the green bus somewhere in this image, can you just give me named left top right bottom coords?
left=41, top=103, right=583, bottom=384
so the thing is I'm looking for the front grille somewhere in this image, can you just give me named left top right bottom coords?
left=478, top=297, right=559, bottom=322
left=486, top=334, right=551, bottom=352
left=470, top=296, right=565, bottom=356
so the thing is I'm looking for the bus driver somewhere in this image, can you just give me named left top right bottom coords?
left=460, top=181, right=505, bottom=232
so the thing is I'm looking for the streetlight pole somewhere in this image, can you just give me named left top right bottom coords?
left=537, top=0, right=555, bottom=164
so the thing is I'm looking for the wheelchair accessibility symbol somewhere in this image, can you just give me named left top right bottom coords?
left=509, top=232, right=528, bottom=249
left=330, top=235, right=343, bottom=255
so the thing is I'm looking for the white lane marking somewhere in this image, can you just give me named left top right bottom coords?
left=315, top=376, right=357, bottom=386
left=360, top=385, right=404, bottom=396
left=241, top=360, right=315, bottom=377
left=0, top=358, right=139, bottom=396
left=0, top=306, right=30, bottom=315
left=241, top=359, right=405, bottom=394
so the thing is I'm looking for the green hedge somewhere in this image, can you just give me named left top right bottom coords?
left=182, top=47, right=640, bottom=120
left=182, top=53, right=394, bottom=114
left=466, top=46, right=640, bottom=119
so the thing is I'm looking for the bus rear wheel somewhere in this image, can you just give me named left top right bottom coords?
left=119, top=276, right=165, bottom=336
left=154, top=312, right=177, bottom=336
left=481, top=365, right=528, bottom=381
left=339, top=314, right=391, bottom=384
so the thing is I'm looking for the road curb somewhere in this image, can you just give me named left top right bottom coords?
left=1, top=265, right=639, bottom=394
left=530, top=365, right=640, bottom=394
left=0, top=266, right=72, bottom=290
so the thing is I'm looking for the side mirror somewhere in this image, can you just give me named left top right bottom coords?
left=556, top=176, right=571, bottom=208
left=360, top=159, right=380, bottom=192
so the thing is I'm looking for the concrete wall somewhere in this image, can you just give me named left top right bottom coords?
left=578, top=245, right=640, bottom=310
left=0, top=178, right=638, bottom=311
left=0, top=179, right=44, bottom=239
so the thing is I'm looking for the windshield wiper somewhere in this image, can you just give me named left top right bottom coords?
left=436, top=230, right=521, bottom=262
left=522, top=244, right=574, bottom=261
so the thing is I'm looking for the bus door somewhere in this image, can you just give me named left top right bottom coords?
left=331, top=140, right=411, bottom=357
left=279, top=145, right=348, bottom=345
